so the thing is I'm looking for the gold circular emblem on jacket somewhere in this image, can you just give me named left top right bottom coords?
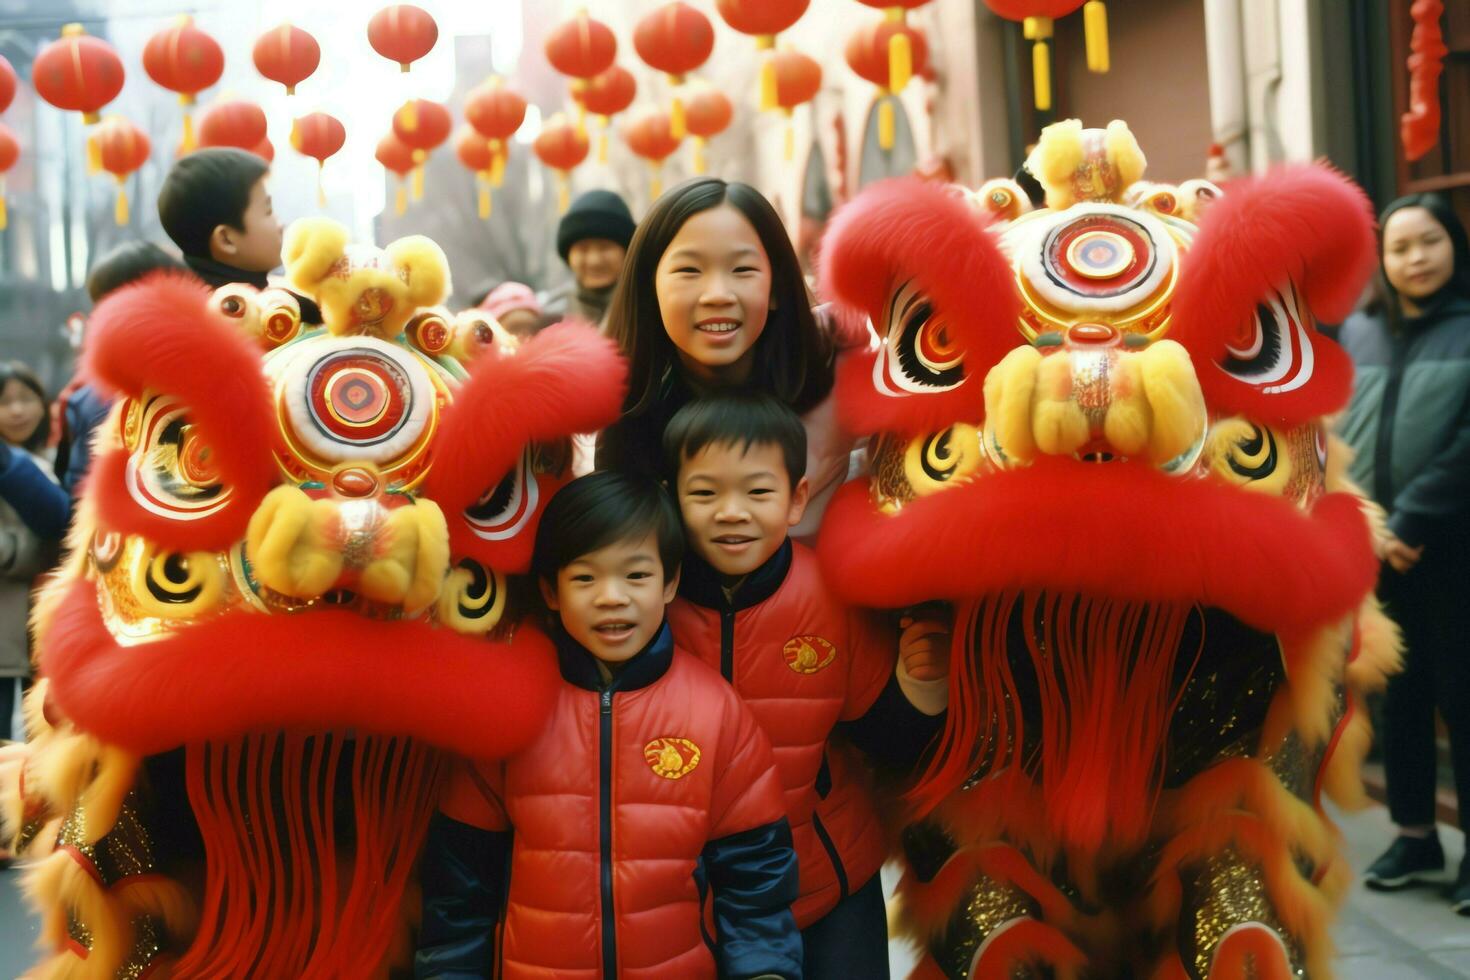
left=645, top=737, right=701, bottom=779
left=783, top=635, right=837, bottom=674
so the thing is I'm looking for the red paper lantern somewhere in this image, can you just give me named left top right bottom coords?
left=291, top=111, right=345, bottom=204
left=0, top=55, right=17, bottom=115
left=32, top=24, right=125, bottom=124
left=715, top=0, right=810, bottom=39
left=634, top=3, right=715, bottom=82
left=1402, top=0, right=1448, bottom=162
left=368, top=5, right=439, bottom=72
left=253, top=22, right=320, bottom=96
left=544, top=11, right=617, bottom=81
left=253, top=138, right=274, bottom=163
left=464, top=78, right=526, bottom=144
left=982, top=1, right=1105, bottom=108
left=771, top=49, right=821, bottom=111
left=455, top=123, right=496, bottom=173
left=197, top=99, right=268, bottom=151
left=0, top=123, right=18, bottom=230
left=92, top=116, right=151, bottom=225
left=144, top=15, right=226, bottom=153
left=625, top=107, right=681, bottom=198
left=534, top=113, right=590, bottom=213
left=846, top=20, right=929, bottom=88
left=579, top=65, right=637, bottom=118
left=377, top=131, right=414, bottom=216
left=392, top=98, right=452, bottom=152
left=684, top=85, right=732, bottom=174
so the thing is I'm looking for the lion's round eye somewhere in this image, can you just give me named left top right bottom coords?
left=437, top=558, right=509, bottom=635
left=219, top=295, right=247, bottom=318
left=126, top=545, right=227, bottom=619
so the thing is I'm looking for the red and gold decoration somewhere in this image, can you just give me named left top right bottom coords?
left=92, top=116, right=151, bottom=225
left=633, top=2, right=716, bottom=140
left=984, top=1, right=1107, bottom=110
left=290, top=111, right=346, bottom=205
left=196, top=98, right=268, bottom=153
left=846, top=16, right=929, bottom=150
left=1401, top=0, right=1447, bottom=162
left=453, top=124, right=499, bottom=219
left=377, top=131, right=416, bottom=215
left=463, top=77, right=525, bottom=189
left=142, top=15, right=225, bottom=153
left=853, top=0, right=929, bottom=96
left=0, top=53, right=18, bottom=115
left=0, top=122, right=17, bottom=230
left=769, top=48, right=821, bottom=160
left=393, top=98, right=452, bottom=202
left=714, top=0, right=810, bottom=110
left=683, top=83, right=733, bottom=174
left=32, top=23, right=125, bottom=128
left=253, top=22, right=320, bottom=96
left=544, top=8, right=617, bottom=134
left=533, top=112, right=590, bottom=213
left=368, top=5, right=439, bottom=72
left=575, top=64, right=637, bottom=163
left=623, top=106, right=681, bottom=198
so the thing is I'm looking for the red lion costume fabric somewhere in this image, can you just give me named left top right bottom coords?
left=0, top=220, right=625, bottom=978
left=817, top=120, right=1399, bottom=978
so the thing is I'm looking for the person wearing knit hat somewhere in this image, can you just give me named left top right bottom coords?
left=540, top=189, right=636, bottom=328
left=479, top=282, right=544, bottom=341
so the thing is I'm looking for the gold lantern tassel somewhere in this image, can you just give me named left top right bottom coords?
left=478, top=177, right=491, bottom=219
left=784, top=114, right=795, bottom=161
left=650, top=164, right=662, bottom=200
left=1084, top=1, right=1110, bottom=72
left=558, top=172, right=571, bottom=213
left=759, top=44, right=778, bottom=111
left=395, top=179, right=407, bottom=215
left=1024, top=17, right=1053, bottom=111
left=86, top=134, right=101, bottom=174
left=693, top=136, right=707, bottom=175
left=886, top=8, right=912, bottom=92
left=670, top=96, right=687, bottom=141
left=317, top=162, right=327, bottom=207
left=575, top=100, right=589, bottom=141
left=114, top=178, right=129, bottom=226
left=412, top=149, right=427, bottom=200
left=878, top=96, right=895, bottom=150
left=598, top=123, right=609, bottom=164
left=490, top=150, right=506, bottom=188
left=180, top=111, right=196, bottom=153
left=1, top=177, right=9, bottom=231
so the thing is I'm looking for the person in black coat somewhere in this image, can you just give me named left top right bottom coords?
left=1338, top=192, right=1470, bottom=912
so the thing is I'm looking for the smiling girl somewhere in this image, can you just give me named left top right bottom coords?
left=598, top=178, right=863, bottom=539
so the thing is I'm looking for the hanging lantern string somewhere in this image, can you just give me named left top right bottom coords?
left=1023, top=16, right=1053, bottom=112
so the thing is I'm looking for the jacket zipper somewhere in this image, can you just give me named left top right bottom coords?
left=599, top=688, right=617, bottom=978
left=811, top=810, right=850, bottom=903
left=720, top=608, right=735, bottom=683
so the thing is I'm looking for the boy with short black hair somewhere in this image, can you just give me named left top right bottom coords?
left=416, top=471, right=803, bottom=980
left=664, top=391, right=950, bottom=980
left=157, top=148, right=320, bottom=323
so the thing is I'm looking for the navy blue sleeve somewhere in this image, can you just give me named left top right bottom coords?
left=61, top=386, right=112, bottom=499
left=703, top=817, right=803, bottom=980
left=0, top=445, right=69, bottom=539
left=840, top=673, right=945, bottom=769
left=414, top=813, right=509, bottom=980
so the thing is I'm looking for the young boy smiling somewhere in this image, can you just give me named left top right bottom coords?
left=664, top=393, right=949, bottom=980
left=416, top=471, right=802, bottom=980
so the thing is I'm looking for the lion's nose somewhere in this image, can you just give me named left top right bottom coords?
left=1066, top=322, right=1119, bottom=346
left=332, top=465, right=381, bottom=499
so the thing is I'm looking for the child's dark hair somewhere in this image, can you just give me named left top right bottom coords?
left=604, top=177, right=835, bottom=418
left=663, top=392, right=808, bottom=489
left=0, top=361, right=50, bottom=451
left=532, top=471, right=685, bottom=583
left=157, top=148, right=269, bottom=259
left=86, top=242, right=189, bottom=302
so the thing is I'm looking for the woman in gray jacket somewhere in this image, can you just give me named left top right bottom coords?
left=1338, top=193, right=1470, bottom=912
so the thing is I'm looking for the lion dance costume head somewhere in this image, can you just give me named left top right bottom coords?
left=1, top=219, right=625, bottom=977
left=818, top=120, right=1399, bottom=978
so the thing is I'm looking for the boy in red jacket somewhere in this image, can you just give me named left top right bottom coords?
left=663, top=393, right=950, bottom=980
left=415, top=471, right=802, bottom=980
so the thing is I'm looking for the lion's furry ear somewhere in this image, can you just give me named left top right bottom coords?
left=283, top=218, right=350, bottom=297
left=385, top=236, right=450, bottom=309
